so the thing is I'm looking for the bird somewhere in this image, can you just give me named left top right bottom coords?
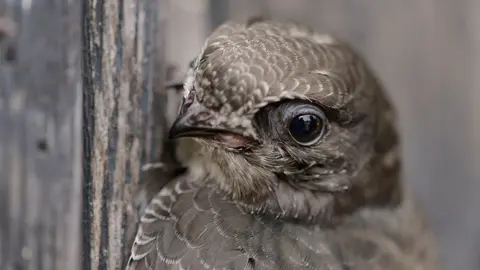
left=127, top=18, right=441, bottom=270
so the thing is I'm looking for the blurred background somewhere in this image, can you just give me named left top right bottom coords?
left=166, top=1, right=480, bottom=269
left=0, top=0, right=478, bottom=269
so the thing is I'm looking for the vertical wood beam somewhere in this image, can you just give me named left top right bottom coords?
left=83, top=0, right=165, bottom=269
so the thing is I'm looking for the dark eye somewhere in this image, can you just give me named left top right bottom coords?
left=289, top=114, right=326, bottom=145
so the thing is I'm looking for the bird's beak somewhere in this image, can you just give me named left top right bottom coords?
left=169, top=101, right=254, bottom=149
left=169, top=102, right=219, bottom=139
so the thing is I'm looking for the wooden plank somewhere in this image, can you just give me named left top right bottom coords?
left=82, top=0, right=168, bottom=269
left=0, top=0, right=82, bottom=269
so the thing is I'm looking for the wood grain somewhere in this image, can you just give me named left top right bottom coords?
left=83, top=0, right=167, bottom=269
left=0, top=1, right=82, bottom=269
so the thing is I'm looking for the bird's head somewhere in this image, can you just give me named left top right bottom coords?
left=169, top=19, right=401, bottom=223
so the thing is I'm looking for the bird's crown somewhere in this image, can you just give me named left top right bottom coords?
left=175, top=19, right=376, bottom=141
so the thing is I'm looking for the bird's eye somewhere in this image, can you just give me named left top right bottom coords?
left=289, top=114, right=326, bottom=145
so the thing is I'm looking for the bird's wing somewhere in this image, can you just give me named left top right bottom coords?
left=127, top=174, right=253, bottom=270
left=128, top=171, right=439, bottom=270
left=127, top=173, right=345, bottom=270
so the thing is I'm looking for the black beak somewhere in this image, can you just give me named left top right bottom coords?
left=169, top=103, right=220, bottom=139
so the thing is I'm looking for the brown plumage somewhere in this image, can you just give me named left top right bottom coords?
left=127, top=18, right=441, bottom=270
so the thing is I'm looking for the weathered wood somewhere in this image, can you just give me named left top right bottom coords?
left=82, top=0, right=168, bottom=269
left=0, top=0, right=82, bottom=269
